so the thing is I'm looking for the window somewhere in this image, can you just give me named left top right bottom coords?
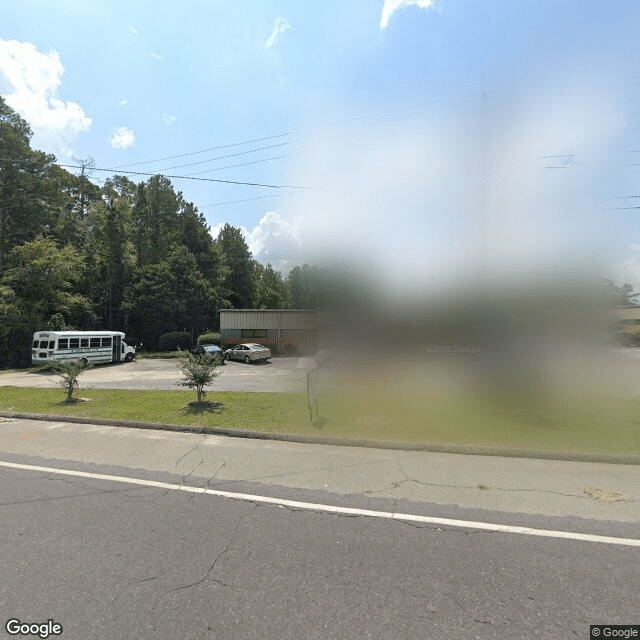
left=241, top=329, right=267, bottom=338
left=48, top=341, right=55, bottom=349
left=90, top=338, right=101, bottom=348
left=69, top=338, right=79, bottom=349
left=101, top=337, right=112, bottom=347
left=33, top=341, right=39, bottom=348
left=80, top=338, right=89, bottom=347
left=58, top=339, right=69, bottom=349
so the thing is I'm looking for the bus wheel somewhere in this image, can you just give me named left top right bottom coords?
left=125, top=353, right=134, bottom=362
left=81, top=357, right=89, bottom=365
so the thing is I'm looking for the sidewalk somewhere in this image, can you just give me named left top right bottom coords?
left=1, top=415, right=638, bottom=523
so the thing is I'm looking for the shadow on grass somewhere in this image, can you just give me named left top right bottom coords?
left=182, top=400, right=224, bottom=416
left=54, top=397, right=91, bottom=406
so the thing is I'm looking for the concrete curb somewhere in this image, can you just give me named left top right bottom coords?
left=1, top=411, right=639, bottom=465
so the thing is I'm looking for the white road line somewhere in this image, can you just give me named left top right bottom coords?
left=1, top=460, right=639, bottom=547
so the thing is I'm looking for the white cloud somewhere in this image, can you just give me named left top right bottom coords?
left=128, top=26, right=140, bottom=36
left=380, top=0, right=435, bottom=29
left=120, top=99, right=128, bottom=107
left=150, top=52, right=162, bottom=60
left=110, top=126, right=135, bottom=150
left=266, top=17, right=291, bottom=49
left=210, top=211, right=308, bottom=273
left=0, top=39, right=91, bottom=157
left=163, top=114, right=176, bottom=125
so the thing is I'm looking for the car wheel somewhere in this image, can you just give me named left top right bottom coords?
left=125, top=353, right=134, bottom=362
left=245, top=355, right=251, bottom=364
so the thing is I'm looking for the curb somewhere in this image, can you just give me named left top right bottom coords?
left=1, top=411, right=639, bottom=465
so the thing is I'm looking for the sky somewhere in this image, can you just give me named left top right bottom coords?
left=2, top=0, right=640, bottom=297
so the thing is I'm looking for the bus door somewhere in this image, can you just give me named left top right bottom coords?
left=112, top=335, right=121, bottom=362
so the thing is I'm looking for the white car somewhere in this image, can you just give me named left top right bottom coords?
left=224, top=343, right=272, bottom=364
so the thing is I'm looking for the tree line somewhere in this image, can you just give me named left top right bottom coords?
left=0, top=95, right=340, bottom=366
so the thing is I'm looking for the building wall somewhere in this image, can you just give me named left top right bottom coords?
left=219, top=310, right=319, bottom=354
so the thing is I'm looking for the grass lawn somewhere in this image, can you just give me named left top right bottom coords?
left=1, top=383, right=639, bottom=456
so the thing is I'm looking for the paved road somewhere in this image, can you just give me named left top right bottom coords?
left=1, top=417, right=638, bottom=639
left=0, top=357, right=313, bottom=393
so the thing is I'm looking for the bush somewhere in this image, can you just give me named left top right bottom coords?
left=159, top=331, right=193, bottom=351
left=50, top=359, right=92, bottom=402
left=175, top=348, right=222, bottom=404
left=196, top=331, right=221, bottom=346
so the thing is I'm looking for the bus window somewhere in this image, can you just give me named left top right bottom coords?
left=101, top=337, right=112, bottom=347
left=58, top=339, right=69, bottom=349
left=80, top=338, right=89, bottom=347
left=33, top=340, right=39, bottom=348
left=90, top=338, right=100, bottom=347
left=69, top=338, right=79, bottom=349
left=48, top=341, right=55, bottom=349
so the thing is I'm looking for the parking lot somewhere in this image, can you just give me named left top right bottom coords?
left=0, top=356, right=316, bottom=393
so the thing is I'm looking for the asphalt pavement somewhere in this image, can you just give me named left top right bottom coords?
left=0, top=425, right=638, bottom=639
left=0, top=357, right=310, bottom=392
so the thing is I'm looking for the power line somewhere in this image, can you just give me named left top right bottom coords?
left=108, top=129, right=300, bottom=169
left=153, top=139, right=299, bottom=173
left=57, top=163, right=317, bottom=189
left=200, top=192, right=300, bottom=208
left=187, top=152, right=301, bottom=176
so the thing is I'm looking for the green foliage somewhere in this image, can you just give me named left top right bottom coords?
left=159, top=331, right=193, bottom=351
left=602, top=279, right=638, bottom=307
left=46, top=313, right=66, bottom=331
left=175, top=348, right=222, bottom=403
left=0, top=92, right=364, bottom=366
left=197, top=331, right=221, bottom=346
left=214, top=223, right=254, bottom=308
left=253, top=262, right=288, bottom=309
left=49, top=358, right=92, bottom=402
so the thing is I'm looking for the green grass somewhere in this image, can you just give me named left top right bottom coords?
left=1, top=383, right=639, bottom=456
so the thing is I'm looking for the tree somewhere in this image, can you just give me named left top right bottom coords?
left=123, top=246, right=215, bottom=348
left=0, top=96, right=57, bottom=274
left=50, top=359, right=92, bottom=403
left=253, top=262, right=288, bottom=309
left=131, top=175, right=181, bottom=267
left=602, top=279, right=639, bottom=307
left=214, top=223, right=254, bottom=308
left=1, top=237, right=95, bottom=330
left=286, top=264, right=321, bottom=309
left=175, top=349, right=222, bottom=404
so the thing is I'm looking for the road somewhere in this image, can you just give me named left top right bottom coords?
left=0, top=417, right=638, bottom=639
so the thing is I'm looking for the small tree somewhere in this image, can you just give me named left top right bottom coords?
left=175, top=349, right=222, bottom=404
left=50, top=359, right=92, bottom=403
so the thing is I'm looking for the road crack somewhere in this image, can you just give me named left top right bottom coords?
left=151, top=503, right=258, bottom=608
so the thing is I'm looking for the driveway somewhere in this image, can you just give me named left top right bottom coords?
left=0, top=357, right=313, bottom=393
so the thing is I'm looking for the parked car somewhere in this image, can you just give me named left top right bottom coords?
left=224, top=343, right=272, bottom=364
left=191, top=344, right=225, bottom=363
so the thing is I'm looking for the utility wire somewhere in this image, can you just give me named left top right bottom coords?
left=200, top=192, right=299, bottom=208
left=153, top=139, right=299, bottom=173
left=108, top=129, right=299, bottom=169
left=57, top=163, right=317, bottom=189
left=187, top=152, right=301, bottom=176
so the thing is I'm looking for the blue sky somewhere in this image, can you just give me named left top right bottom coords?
left=2, top=0, right=640, bottom=293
